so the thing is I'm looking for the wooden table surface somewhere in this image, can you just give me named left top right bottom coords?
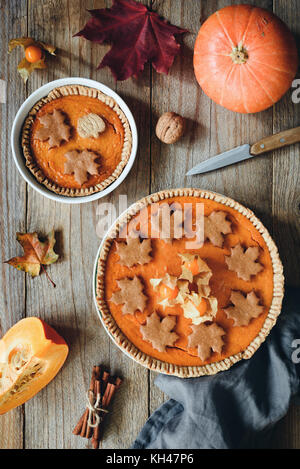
left=0, top=0, right=299, bottom=449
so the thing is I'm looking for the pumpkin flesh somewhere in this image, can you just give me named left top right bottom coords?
left=0, top=317, right=68, bottom=414
left=194, top=4, right=298, bottom=113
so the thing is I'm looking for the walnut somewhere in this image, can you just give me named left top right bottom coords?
left=156, top=112, right=185, bottom=144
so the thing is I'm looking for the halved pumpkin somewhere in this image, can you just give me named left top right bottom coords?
left=0, top=317, right=68, bottom=414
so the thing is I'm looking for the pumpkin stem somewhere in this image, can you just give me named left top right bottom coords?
left=230, top=42, right=248, bottom=64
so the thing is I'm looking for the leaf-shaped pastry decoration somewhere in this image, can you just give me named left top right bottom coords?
left=204, top=211, right=232, bottom=248
left=35, top=110, right=72, bottom=148
left=116, top=236, right=152, bottom=267
left=64, top=150, right=100, bottom=185
left=140, top=312, right=178, bottom=352
left=223, top=291, right=264, bottom=327
left=225, top=243, right=263, bottom=281
left=77, top=113, right=106, bottom=138
left=188, top=323, right=225, bottom=361
left=110, top=276, right=147, bottom=315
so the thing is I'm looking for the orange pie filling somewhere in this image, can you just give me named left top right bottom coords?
left=104, top=196, right=274, bottom=367
left=29, top=95, right=125, bottom=189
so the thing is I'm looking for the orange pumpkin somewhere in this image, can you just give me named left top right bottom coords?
left=193, top=4, right=298, bottom=113
left=0, top=317, right=68, bottom=414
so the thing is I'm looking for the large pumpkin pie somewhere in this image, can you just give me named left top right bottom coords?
left=22, top=85, right=132, bottom=196
left=96, top=189, right=284, bottom=377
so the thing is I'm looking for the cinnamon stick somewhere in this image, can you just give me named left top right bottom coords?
left=107, top=383, right=117, bottom=407
left=72, top=412, right=86, bottom=436
left=102, top=371, right=110, bottom=387
left=91, top=380, right=101, bottom=449
left=115, top=377, right=123, bottom=389
left=92, top=380, right=120, bottom=448
left=94, top=366, right=101, bottom=380
left=73, top=365, right=122, bottom=448
left=86, top=378, right=101, bottom=438
left=80, top=409, right=89, bottom=437
left=92, top=378, right=111, bottom=449
left=85, top=367, right=102, bottom=438
left=90, top=366, right=98, bottom=390
left=73, top=366, right=98, bottom=436
left=84, top=366, right=98, bottom=438
left=86, top=368, right=97, bottom=437
left=85, top=415, right=93, bottom=439
left=102, top=382, right=114, bottom=408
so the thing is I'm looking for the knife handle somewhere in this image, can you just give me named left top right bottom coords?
left=250, top=126, right=300, bottom=156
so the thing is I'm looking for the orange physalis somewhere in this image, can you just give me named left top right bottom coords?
left=194, top=297, right=208, bottom=316
left=184, top=257, right=200, bottom=276
left=8, top=37, right=56, bottom=83
left=158, top=283, right=179, bottom=301
left=25, top=45, right=43, bottom=63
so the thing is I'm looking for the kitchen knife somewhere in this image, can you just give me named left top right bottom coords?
left=186, top=126, right=300, bottom=176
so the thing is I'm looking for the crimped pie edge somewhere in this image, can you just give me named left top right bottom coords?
left=96, top=188, right=284, bottom=378
left=21, top=85, right=132, bottom=197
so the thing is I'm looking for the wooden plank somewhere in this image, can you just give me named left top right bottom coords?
left=270, top=0, right=300, bottom=450
left=24, top=0, right=150, bottom=449
left=24, top=0, right=110, bottom=450
left=95, top=0, right=152, bottom=448
left=149, top=0, right=204, bottom=413
left=0, top=0, right=28, bottom=450
left=102, top=56, right=152, bottom=453
left=148, top=0, right=275, bottom=432
left=196, top=19, right=274, bottom=452
left=272, top=0, right=300, bottom=286
left=151, top=0, right=273, bottom=224
left=195, top=0, right=273, bottom=225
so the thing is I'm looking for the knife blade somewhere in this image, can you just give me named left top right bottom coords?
left=186, top=144, right=251, bottom=176
left=186, top=126, right=300, bottom=176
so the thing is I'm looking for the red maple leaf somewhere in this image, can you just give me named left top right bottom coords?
left=75, top=0, right=188, bottom=81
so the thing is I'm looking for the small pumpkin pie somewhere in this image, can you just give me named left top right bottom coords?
left=96, top=189, right=284, bottom=378
left=22, top=85, right=132, bottom=196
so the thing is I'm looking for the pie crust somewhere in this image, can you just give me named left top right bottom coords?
left=96, top=189, right=284, bottom=378
left=22, top=85, right=132, bottom=197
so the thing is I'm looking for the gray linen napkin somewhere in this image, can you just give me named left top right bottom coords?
left=132, top=287, right=300, bottom=449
